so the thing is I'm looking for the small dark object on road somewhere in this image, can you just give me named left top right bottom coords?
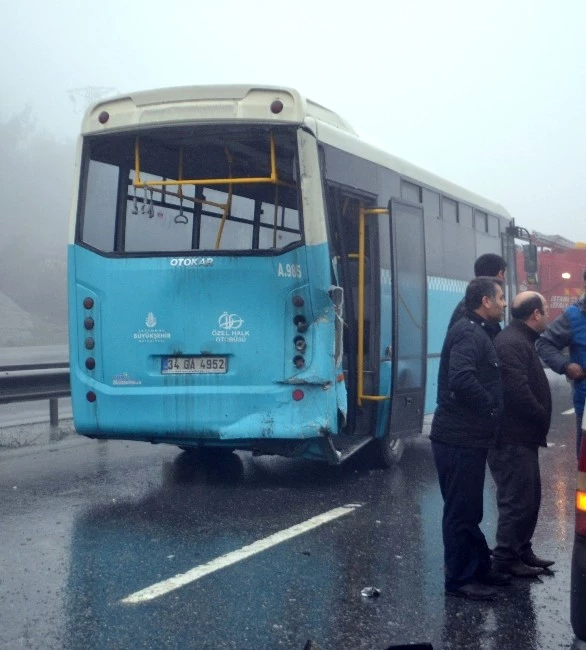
left=303, top=641, right=324, bottom=650
left=361, top=586, right=381, bottom=598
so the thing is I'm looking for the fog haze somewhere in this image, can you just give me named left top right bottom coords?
left=1, top=0, right=585, bottom=343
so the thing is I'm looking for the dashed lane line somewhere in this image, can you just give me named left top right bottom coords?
left=562, top=408, right=575, bottom=415
left=121, top=503, right=363, bottom=604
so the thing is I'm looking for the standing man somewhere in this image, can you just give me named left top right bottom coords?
left=431, top=277, right=508, bottom=601
left=536, top=269, right=586, bottom=457
left=448, top=253, right=507, bottom=329
left=488, top=292, right=553, bottom=578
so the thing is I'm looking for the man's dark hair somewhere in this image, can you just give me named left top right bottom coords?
left=474, top=253, right=507, bottom=277
left=511, top=294, right=544, bottom=321
left=464, top=277, right=503, bottom=311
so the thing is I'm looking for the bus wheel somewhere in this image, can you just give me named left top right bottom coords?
left=377, top=434, right=405, bottom=466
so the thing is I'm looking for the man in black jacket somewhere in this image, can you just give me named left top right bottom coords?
left=431, top=277, right=508, bottom=601
left=488, top=291, right=554, bottom=577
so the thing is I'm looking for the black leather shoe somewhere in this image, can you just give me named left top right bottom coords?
left=506, top=560, right=544, bottom=577
left=520, top=551, right=555, bottom=568
left=477, top=570, right=511, bottom=586
left=445, top=582, right=497, bottom=601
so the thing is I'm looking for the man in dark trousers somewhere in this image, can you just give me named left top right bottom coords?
left=488, top=291, right=553, bottom=577
left=447, top=253, right=507, bottom=329
left=536, top=269, right=586, bottom=457
left=431, top=277, right=509, bottom=601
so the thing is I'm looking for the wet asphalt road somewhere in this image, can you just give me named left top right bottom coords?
left=0, top=372, right=584, bottom=650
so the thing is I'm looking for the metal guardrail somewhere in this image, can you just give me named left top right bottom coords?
left=0, top=361, right=70, bottom=426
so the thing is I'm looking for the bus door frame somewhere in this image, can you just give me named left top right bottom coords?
left=354, top=199, right=427, bottom=438
left=325, top=184, right=380, bottom=436
left=386, top=198, right=428, bottom=437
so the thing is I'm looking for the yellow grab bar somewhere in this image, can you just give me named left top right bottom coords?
left=357, top=207, right=390, bottom=406
left=133, top=134, right=281, bottom=188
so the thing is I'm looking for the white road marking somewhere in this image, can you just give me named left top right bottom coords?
left=121, top=503, right=362, bottom=604
left=562, top=408, right=575, bottom=415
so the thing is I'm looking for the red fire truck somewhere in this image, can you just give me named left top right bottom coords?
left=516, top=232, right=586, bottom=320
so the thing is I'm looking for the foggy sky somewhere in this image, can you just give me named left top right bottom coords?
left=2, top=0, right=585, bottom=242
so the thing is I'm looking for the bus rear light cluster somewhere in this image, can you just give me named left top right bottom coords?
left=291, top=295, right=308, bottom=368
left=292, top=389, right=304, bottom=401
left=83, top=297, right=96, bottom=385
left=86, top=391, right=97, bottom=403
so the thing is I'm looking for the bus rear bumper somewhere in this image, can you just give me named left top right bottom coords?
left=71, top=382, right=339, bottom=443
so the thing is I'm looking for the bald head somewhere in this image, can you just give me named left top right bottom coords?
left=512, top=291, right=544, bottom=312
left=511, top=291, right=548, bottom=331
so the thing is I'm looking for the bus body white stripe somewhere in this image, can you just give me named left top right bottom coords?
left=121, top=503, right=362, bottom=604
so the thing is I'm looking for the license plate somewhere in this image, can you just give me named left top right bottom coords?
left=161, top=356, right=228, bottom=374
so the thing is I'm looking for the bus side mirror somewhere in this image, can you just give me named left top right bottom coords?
left=523, top=244, right=538, bottom=274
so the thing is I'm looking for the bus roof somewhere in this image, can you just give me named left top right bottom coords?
left=83, top=84, right=510, bottom=219
left=82, top=84, right=356, bottom=135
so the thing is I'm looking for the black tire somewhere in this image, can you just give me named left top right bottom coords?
left=375, top=433, right=405, bottom=467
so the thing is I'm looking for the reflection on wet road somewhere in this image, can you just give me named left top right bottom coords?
left=0, top=372, right=581, bottom=649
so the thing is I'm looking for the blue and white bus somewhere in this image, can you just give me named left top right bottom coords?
left=68, top=84, right=521, bottom=465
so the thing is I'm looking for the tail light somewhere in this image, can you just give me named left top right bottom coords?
left=291, top=292, right=308, bottom=369
left=83, top=297, right=97, bottom=379
left=576, top=435, right=586, bottom=537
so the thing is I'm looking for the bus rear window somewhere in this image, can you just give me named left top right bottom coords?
left=78, top=126, right=302, bottom=254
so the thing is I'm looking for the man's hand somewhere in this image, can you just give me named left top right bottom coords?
left=565, top=363, right=586, bottom=381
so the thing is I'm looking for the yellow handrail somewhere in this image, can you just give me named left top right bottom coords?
left=357, top=207, right=390, bottom=406
left=133, top=134, right=281, bottom=188
left=214, top=147, right=234, bottom=249
left=131, top=133, right=292, bottom=245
